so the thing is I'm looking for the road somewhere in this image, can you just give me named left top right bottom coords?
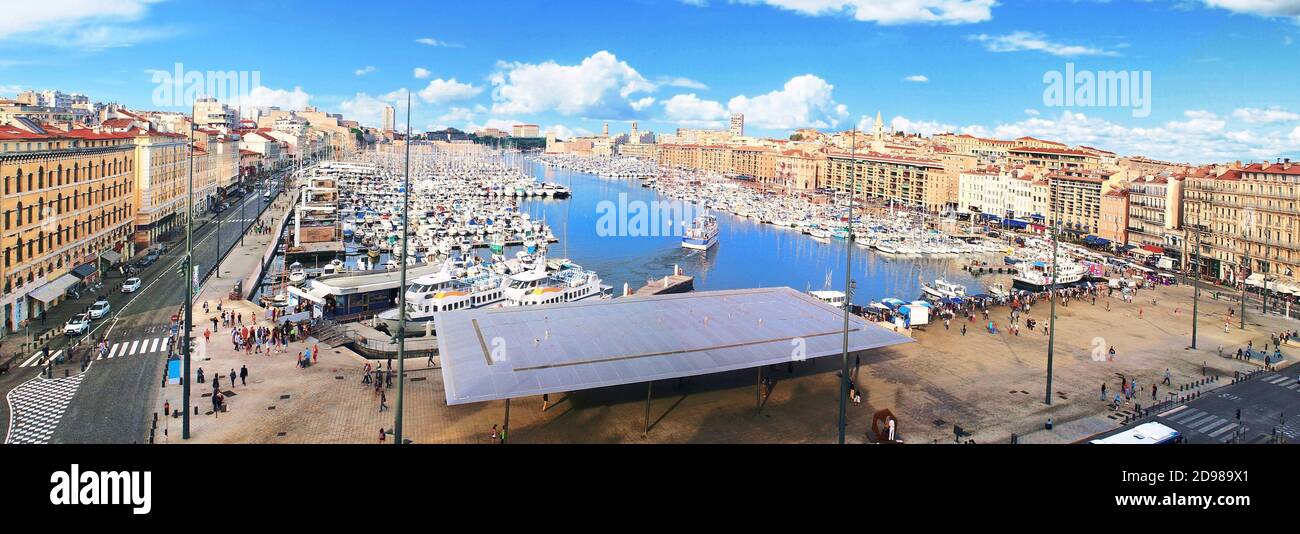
left=3, top=176, right=282, bottom=444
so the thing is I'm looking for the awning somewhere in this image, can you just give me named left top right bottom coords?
left=27, top=274, right=79, bottom=303
left=1245, top=273, right=1265, bottom=287
left=71, top=263, right=97, bottom=279
left=1141, top=244, right=1165, bottom=254
left=1129, top=248, right=1154, bottom=256
left=100, top=249, right=122, bottom=264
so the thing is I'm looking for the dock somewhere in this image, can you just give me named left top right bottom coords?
left=631, top=273, right=694, bottom=296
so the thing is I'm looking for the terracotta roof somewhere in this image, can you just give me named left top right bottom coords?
left=1243, top=162, right=1300, bottom=176
left=0, top=125, right=50, bottom=140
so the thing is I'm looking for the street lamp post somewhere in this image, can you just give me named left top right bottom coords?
left=1045, top=182, right=1059, bottom=405
left=838, top=128, right=856, bottom=445
left=394, top=93, right=412, bottom=445
left=182, top=123, right=195, bottom=440
left=1191, top=221, right=1202, bottom=349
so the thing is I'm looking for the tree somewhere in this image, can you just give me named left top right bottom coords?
left=789, top=133, right=804, bottom=142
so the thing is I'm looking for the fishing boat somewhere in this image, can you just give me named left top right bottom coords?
left=681, top=214, right=719, bottom=250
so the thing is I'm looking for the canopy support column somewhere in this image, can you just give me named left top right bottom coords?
left=503, top=398, right=510, bottom=444
left=643, top=381, right=653, bottom=436
left=756, top=367, right=763, bottom=411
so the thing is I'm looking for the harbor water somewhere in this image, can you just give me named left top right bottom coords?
left=521, top=161, right=1007, bottom=306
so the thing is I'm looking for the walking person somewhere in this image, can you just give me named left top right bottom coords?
left=379, top=390, right=388, bottom=412
left=239, top=365, right=248, bottom=386
left=229, top=369, right=237, bottom=388
left=1162, top=368, right=1171, bottom=386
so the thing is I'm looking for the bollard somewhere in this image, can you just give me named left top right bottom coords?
left=195, top=406, right=199, bottom=415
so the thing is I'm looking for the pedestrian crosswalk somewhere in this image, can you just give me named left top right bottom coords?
left=1262, top=373, right=1300, bottom=391
left=4, top=373, right=84, bottom=444
left=1161, top=406, right=1242, bottom=443
left=12, top=336, right=173, bottom=368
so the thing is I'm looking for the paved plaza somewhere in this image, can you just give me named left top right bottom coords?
left=160, top=254, right=1294, bottom=443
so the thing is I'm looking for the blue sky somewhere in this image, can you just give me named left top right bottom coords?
left=1, top=0, right=1298, bottom=162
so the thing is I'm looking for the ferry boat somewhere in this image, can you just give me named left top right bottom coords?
left=377, top=272, right=506, bottom=335
left=503, top=266, right=606, bottom=307
left=921, top=279, right=967, bottom=301
left=682, top=214, right=719, bottom=250
left=1013, top=259, right=1086, bottom=291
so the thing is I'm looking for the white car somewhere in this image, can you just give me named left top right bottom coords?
left=64, top=314, right=91, bottom=336
left=88, top=300, right=111, bottom=319
left=122, top=277, right=142, bottom=293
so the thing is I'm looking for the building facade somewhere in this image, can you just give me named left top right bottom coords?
left=1, top=128, right=136, bottom=338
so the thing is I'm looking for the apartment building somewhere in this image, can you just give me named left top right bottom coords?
left=1, top=127, right=136, bottom=337
left=730, top=146, right=774, bottom=183
left=1184, top=160, right=1300, bottom=284
left=1047, top=170, right=1107, bottom=234
left=824, top=151, right=947, bottom=212
left=131, top=129, right=188, bottom=247
left=1125, top=174, right=1184, bottom=252
left=774, top=149, right=824, bottom=192
left=1098, top=189, right=1129, bottom=247
left=1008, top=146, right=1101, bottom=173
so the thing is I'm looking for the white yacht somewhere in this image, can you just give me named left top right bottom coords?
left=682, top=214, right=719, bottom=250
left=922, top=279, right=967, bottom=301
left=377, top=272, right=506, bottom=335
left=1013, top=259, right=1086, bottom=291
left=287, top=262, right=307, bottom=284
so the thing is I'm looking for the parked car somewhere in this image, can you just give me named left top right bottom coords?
left=122, top=277, right=142, bottom=293
left=88, top=300, right=111, bottom=319
left=137, top=252, right=158, bottom=267
left=64, top=314, right=91, bottom=336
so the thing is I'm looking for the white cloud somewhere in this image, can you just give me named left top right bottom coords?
left=234, top=86, right=312, bottom=113
left=662, top=94, right=729, bottom=127
left=413, top=67, right=431, bottom=79
left=1203, top=1, right=1300, bottom=20
left=437, top=107, right=477, bottom=124
left=417, top=78, right=483, bottom=105
left=630, top=96, right=657, bottom=111
left=706, top=0, right=995, bottom=25
left=887, top=116, right=956, bottom=136
left=970, top=31, right=1119, bottom=57
left=354, top=65, right=377, bottom=76
left=546, top=124, right=591, bottom=140
left=465, top=118, right=525, bottom=133
left=903, top=74, right=929, bottom=82
left=1232, top=106, right=1300, bottom=124
left=0, top=0, right=164, bottom=47
left=1024, top=108, right=1040, bottom=116
left=658, top=76, right=710, bottom=90
left=341, top=92, right=403, bottom=129
left=489, top=50, right=656, bottom=119
left=415, top=37, right=462, bottom=48
left=0, top=84, right=22, bottom=96
left=935, top=109, right=1297, bottom=164
left=727, top=74, right=848, bottom=130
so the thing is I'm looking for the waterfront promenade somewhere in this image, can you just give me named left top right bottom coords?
left=160, top=239, right=1289, bottom=443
